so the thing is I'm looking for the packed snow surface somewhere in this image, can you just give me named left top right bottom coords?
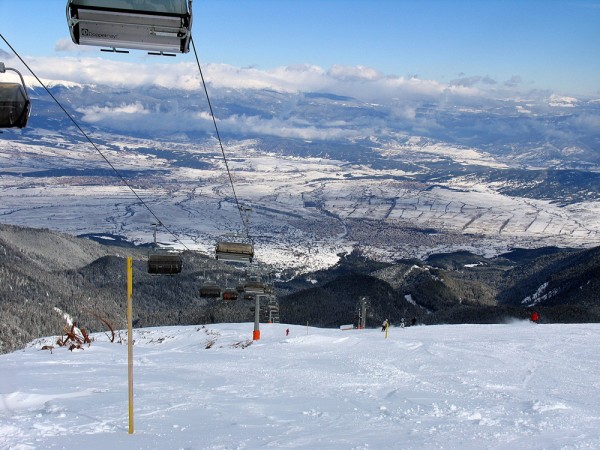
left=1, top=322, right=600, bottom=449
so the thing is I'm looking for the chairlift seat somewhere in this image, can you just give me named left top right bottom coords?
left=222, top=290, right=238, bottom=301
left=66, top=0, right=193, bottom=54
left=199, top=284, right=222, bottom=299
left=147, top=252, right=182, bottom=274
left=215, top=241, right=254, bottom=263
left=244, top=281, right=266, bottom=294
left=0, top=82, right=31, bottom=128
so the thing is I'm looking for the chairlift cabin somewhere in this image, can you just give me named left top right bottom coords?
left=215, top=241, right=254, bottom=264
left=66, top=0, right=193, bottom=55
left=222, top=289, right=238, bottom=301
left=199, top=283, right=221, bottom=299
left=147, top=251, right=182, bottom=274
left=0, top=63, right=31, bottom=129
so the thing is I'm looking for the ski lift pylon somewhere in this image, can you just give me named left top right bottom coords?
left=66, top=0, right=193, bottom=55
left=0, top=62, right=31, bottom=129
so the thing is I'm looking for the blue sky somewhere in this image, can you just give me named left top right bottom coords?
left=1, top=0, right=600, bottom=96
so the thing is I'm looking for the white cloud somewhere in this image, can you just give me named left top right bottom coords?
left=504, top=75, right=523, bottom=88
left=76, top=102, right=150, bottom=123
left=54, top=38, right=94, bottom=53
left=450, top=75, right=483, bottom=87
left=327, top=64, right=384, bottom=81
left=25, top=53, right=490, bottom=104
left=218, top=114, right=366, bottom=141
left=25, top=56, right=201, bottom=90
left=569, top=113, right=600, bottom=130
left=22, top=50, right=590, bottom=144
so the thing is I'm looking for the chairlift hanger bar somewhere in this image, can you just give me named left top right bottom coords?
left=0, top=61, right=31, bottom=128
left=190, top=37, right=251, bottom=242
left=100, top=47, right=179, bottom=56
left=100, top=47, right=129, bottom=54
left=148, top=51, right=176, bottom=57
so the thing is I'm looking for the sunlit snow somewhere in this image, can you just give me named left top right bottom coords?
left=1, top=322, right=599, bottom=449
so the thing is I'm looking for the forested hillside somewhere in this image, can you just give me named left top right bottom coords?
left=279, top=247, right=600, bottom=327
left=1, top=224, right=599, bottom=354
left=0, top=224, right=255, bottom=353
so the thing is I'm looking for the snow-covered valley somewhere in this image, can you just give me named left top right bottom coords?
left=2, top=130, right=600, bottom=275
left=2, top=77, right=600, bottom=274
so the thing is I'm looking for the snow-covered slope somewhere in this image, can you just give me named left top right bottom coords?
left=1, top=322, right=599, bottom=449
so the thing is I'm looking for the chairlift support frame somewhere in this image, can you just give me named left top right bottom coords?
left=221, top=276, right=238, bottom=300
left=215, top=205, right=255, bottom=263
left=147, top=222, right=182, bottom=275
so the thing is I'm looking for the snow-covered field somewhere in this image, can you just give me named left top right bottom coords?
left=3, top=135, right=600, bottom=274
left=2, top=322, right=599, bottom=449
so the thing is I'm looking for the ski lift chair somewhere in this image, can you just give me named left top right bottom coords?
left=146, top=222, right=182, bottom=274
left=147, top=251, right=182, bottom=274
left=222, top=289, right=238, bottom=301
left=215, top=241, right=254, bottom=264
left=243, top=277, right=267, bottom=295
left=264, top=283, right=275, bottom=295
left=0, top=63, right=31, bottom=129
left=221, top=277, right=238, bottom=301
left=66, top=0, right=193, bottom=55
left=199, top=283, right=222, bottom=299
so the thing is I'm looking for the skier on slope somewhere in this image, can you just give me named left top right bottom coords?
left=530, top=311, right=540, bottom=323
left=381, top=319, right=389, bottom=332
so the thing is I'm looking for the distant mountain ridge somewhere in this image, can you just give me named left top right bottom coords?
left=16, top=80, right=600, bottom=168
left=1, top=224, right=599, bottom=354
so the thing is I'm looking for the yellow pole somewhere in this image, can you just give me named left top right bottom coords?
left=127, top=257, right=134, bottom=434
left=385, top=322, right=389, bottom=339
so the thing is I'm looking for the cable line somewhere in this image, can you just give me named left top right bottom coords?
left=190, top=37, right=251, bottom=242
left=0, top=33, right=189, bottom=251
